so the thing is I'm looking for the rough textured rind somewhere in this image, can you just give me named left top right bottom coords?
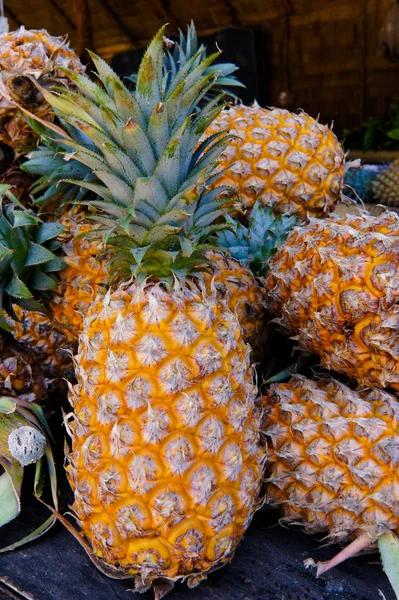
left=372, top=157, right=399, bottom=206
left=0, top=27, right=84, bottom=151
left=67, top=282, right=265, bottom=585
left=0, top=335, right=48, bottom=402
left=50, top=212, right=109, bottom=337
left=263, top=376, right=399, bottom=544
left=13, top=236, right=264, bottom=381
left=265, top=209, right=399, bottom=388
left=202, top=252, right=267, bottom=355
left=205, top=105, right=345, bottom=220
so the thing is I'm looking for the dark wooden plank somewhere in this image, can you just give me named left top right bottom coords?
left=0, top=582, right=29, bottom=600
left=0, top=498, right=395, bottom=600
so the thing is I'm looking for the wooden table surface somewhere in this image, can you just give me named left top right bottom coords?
left=0, top=481, right=394, bottom=600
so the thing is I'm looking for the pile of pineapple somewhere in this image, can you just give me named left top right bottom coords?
left=2, top=20, right=399, bottom=599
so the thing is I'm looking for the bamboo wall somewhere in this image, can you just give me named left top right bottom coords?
left=3, top=0, right=398, bottom=131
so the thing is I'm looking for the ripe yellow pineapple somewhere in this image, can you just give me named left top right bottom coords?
left=264, top=376, right=399, bottom=568
left=205, top=104, right=347, bottom=220
left=202, top=251, right=266, bottom=353
left=69, top=281, right=264, bottom=584
left=264, top=208, right=399, bottom=388
left=0, top=26, right=84, bottom=153
left=50, top=211, right=109, bottom=337
left=42, top=28, right=265, bottom=591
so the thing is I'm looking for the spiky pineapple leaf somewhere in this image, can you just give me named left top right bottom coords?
left=21, top=21, right=243, bottom=215
left=0, top=187, right=65, bottom=324
left=38, top=25, right=235, bottom=283
left=217, top=200, right=298, bottom=275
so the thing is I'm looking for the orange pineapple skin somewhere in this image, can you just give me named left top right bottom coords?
left=205, top=105, right=345, bottom=220
left=67, top=282, right=265, bottom=584
left=265, top=210, right=399, bottom=389
left=264, top=376, right=399, bottom=542
left=203, top=251, right=267, bottom=353
left=11, top=307, right=74, bottom=385
left=0, top=27, right=85, bottom=152
left=13, top=241, right=264, bottom=377
left=50, top=213, right=109, bottom=338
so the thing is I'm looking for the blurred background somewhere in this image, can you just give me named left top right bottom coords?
left=3, top=0, right=399, bottom=137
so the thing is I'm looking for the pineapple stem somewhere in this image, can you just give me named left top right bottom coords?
left=315, top=532, right=372, bottom=576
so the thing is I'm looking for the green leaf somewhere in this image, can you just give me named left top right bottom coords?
left=387, top=128, right=399, bottom=141
left=29, top=270, right=57, bottom=291
left=0, top=397, right=16, bottom=414
left=379, top=533, right=399, bottom=600
left=45, top=444, right=58, bottom=510
left=35, top=222, right=64, bottom=244
left=0, top=311, right=12, bottom=332
left=40, top=87, right=102, bottom=130
left=0, top=243, right=13, bottom=261
left=26, top=242, right=57, bottom=267
left=34, top=457, right=45, bottom=498
left=136, top=25, right=166, bottom=118
left=6, top=274, right=33, bottom=299
left=0, top=461, right=23, bottom=528
left=12, top=211, right=39, bottom=228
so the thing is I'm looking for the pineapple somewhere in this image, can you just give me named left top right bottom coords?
left=0, top=27, right=84, bottom=154
left=11, top=211, right=108, bottom=382
left=264, top=375, right=399, bottom=570
left=128, top=21, right=245, bottom=104
left=0, top=334, right=48, bottom=401
left=205, top=104, right=348, bottom=221
left=264, top=207, right=399, bottom=389
left=49, top=211, right=108, bottom=337
left=201, top=251, right=267, bottom=355
left=371, top=157, right=399, bottom=206
left=10, top=308, right=74, bottom=384
left=0, top=184, right=65, bottom=397
left=43, top=27, right=265, bottom=590
left=16, top=32, right=262, bottom=358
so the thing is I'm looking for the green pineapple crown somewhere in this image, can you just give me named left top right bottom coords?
left=38, top=25, right=236, bottom=284
left=216, top=201, right=298, bottom=275
left=0, top=185, right=65, bottom=329
left=127, top=21, right=244, bottom=103
left=22, top=118, right=98, bottom=209
left=22, top=20, right=243, bottom=213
